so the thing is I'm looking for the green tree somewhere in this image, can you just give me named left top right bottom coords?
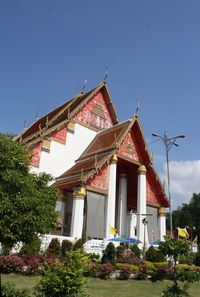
left=0, top=133, right=59, bottom=253
left=34, top=249, right=88, bottom=297
left=167, top=193, right=200, bottom=243
left=151, top=236, right=200, bottom=297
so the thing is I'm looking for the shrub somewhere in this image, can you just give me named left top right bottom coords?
left=130, top=264, right=139, bottom=273
left=87, top=253, right=100, bottom=262
left=154, top=262, right=168, bottom=269
left=46, top=238, right=60, bottom=257
left=44, top=257, right=60, bottom=266
left=115, top=262, right=139, bottom=274
left=145, top=246, right=165, bottom=262
left=137, top=263, right=148, bottom=280
left=99, top=263, right=113, bottom=279
left=101, top=242, right=116, bottom=265
left=116, top=245, right=126, bottom=259
left=2, top=282, right=31, bottom=297
left=20, top=235, right=41, bottom=256
left=144, top=260, right=155, bottom=273
left=73, top=237, right=86, bottom=250
left=24, top=256, right=43, bottom=275
left=194, top=251, right=200, bottom=266
left=115, top=262, right=124, bottom=270
left=179, top=251, right=196, bottom=265
left=88, top=262, right=101, bottom=278
left=130, top=244, right=141, bottom=258
left=0, top=255, right=24, bottom=274
left=119, top=264, right=132, bottom=280
left=61, top=239, right=73, bottom=258
left=34, top=249, right=88, bottom=297
left=116, top=249, right=141, bottom=265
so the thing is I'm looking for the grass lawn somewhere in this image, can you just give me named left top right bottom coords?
left=2, top=274, right=200, bottom=297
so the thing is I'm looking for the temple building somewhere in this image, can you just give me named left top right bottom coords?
left=16, top=81, right=169, bottom=246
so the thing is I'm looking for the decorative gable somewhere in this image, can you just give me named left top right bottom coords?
left=50, top=126, right=67, bottom=144
left=86, top=164, right=109, bottom=190
left=73, top=91, right=113, bottom=130
left=118, top=132, right=141, bottom=162
left=31, top=142, right=42, bottom=167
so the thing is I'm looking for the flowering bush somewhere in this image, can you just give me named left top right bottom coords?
left=119, top=264, right=132, bottom=280
left=99, top=263, right=113, bottom=279
left=44, top=257, right=61, bottom=266
left=137, top=263, right=148, bottom=280
left=25, top=256, right=43, bottom=275
left=0, top=255, right=24, bottom=274
left=116, top=249, right=142, bottom=265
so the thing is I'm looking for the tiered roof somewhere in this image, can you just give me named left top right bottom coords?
left=16, top=82, right=119, bottom=146
left=54, top=117, right=169, bottom=207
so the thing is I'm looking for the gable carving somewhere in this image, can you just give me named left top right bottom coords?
left=118, top=132, right=140, bottom=162
left=50, top=126, right=67, bottom=144
left=31, top=142, right=42, bottom=167
left=86, top=164, right=109, bottom=190
left=73, top=91, right=113, bottom=130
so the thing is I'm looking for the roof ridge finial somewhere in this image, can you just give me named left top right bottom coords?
left=134, top=96, right=140, bottom=119
left=80, top=79, right=88, bottom=95
left=103, top=66, right=109, bottom=84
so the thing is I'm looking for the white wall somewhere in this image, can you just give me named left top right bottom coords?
left=30, top=123, right=96, bottom=178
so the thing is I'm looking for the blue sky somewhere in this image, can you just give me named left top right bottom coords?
left=1, top=0, right=200, bottom=208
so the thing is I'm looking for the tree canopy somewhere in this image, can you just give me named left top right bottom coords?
left=0, top=133, right=59, bottom=252
left=167, top=193, right=200, bottom=242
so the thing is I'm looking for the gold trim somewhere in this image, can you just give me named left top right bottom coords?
left=86, top=186, right=108, bottom=195
left=138, top=164, right=147, bottom=174
left=67, top=121, right=75, bottom=133
left=110, top=154, right=118, bottom=163
left=73, top=186, right=86, bottom=198
left=158, top=207, right=166, bottom=216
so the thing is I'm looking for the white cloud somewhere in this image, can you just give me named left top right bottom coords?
left=159, top=160, right=200, bottom=208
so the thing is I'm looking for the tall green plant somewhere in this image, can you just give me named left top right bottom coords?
left=101, top=242, right=116, bottom=265
left=34, top=249, right=88, bottom=297
left=151, top=236, right=200, bottom=297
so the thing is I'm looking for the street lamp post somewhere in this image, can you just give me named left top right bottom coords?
left=152, top=131, right=185, bottom=237
left=142, top=217, right=148, bottom=258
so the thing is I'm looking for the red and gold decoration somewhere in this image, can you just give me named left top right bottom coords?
left=31, top=142, right=42, bottom=167
left=87, top=164, right=109, bottom=190
left=50, top=126, right=67, bottom=144
left=73, top=91, right=113, bottom=129
left=118, top=132, right=140, bottom=162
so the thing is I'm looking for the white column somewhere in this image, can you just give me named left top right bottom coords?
left=136, top=165, right=148, bottom=245
left=70, top=186, right=86, bottom=239
left=159, top=207, right=166, bottom=241
left=105, top=154, right=117, bottom=239
left=118, top=173, right=127, bottom=236
left=129, top=211, right=137, bottom=238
